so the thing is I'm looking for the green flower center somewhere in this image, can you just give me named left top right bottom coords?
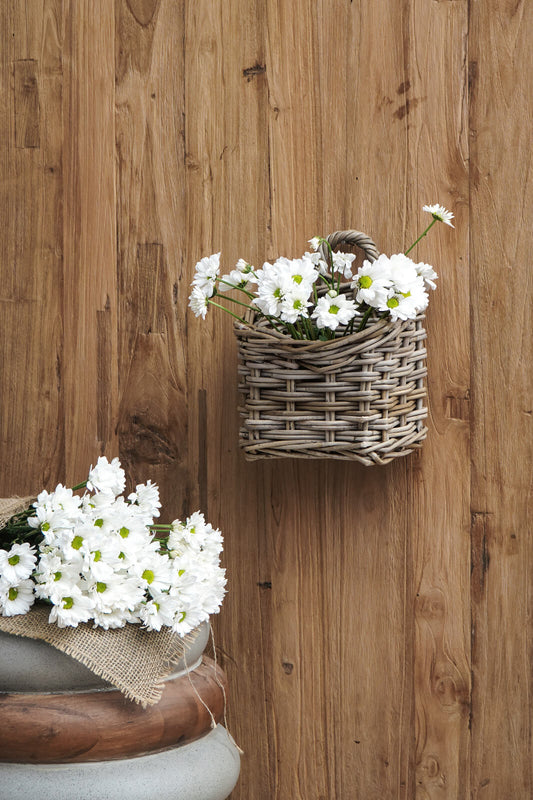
left=8, top=587, right=18, bottom=601
left=179, top=611, right=186, bottom=623
left=94, top=518, right=104, bottom=528
left=359, top=275, right=372, bottom=289
left=329, top=304, right=339, bottom=315
left=292, top=274, right=303, bottom=284
left=63, top=597, right=74, bottom=610
left=93, top=550, right=101, bottom=562
left=8, top=554, right=20, bottom=566
left=142, top=569, right=155, bottom=584
left=119, top=527, right=129, bottom=539
left=387, top=297, right=400, bottom=309
left=96, top=582, right=107, bottom=593
left=293, top=300, right=303, bottom=310
left=54, top=571, right=62, bottom=581
left=41, top=522, right=50, bottom=532
left=72, top=535, right=84, bottom=550
left=274, top=288, right=282, bottom=299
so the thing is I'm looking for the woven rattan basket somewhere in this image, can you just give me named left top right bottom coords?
left=234, top=230, right=428, bottom=463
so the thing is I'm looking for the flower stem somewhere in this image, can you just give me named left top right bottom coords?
left=344, top=317, right=356, bottom=337
left=405, top=218, right=437, bottom=255
left=320, top=273, right=335, bottom=292
left=323, top=239, right=334, bottom=274
left=207, top=299, right=248, bottom=324
left=304, top=317, right=317, bottom=340
left=215, top=294, right=255, bottom=311
left=287, top=322, right=302, bottom=339
left=357, top=305, right=374, bottom=332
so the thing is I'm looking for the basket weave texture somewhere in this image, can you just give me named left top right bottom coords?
left=234, top=229, right=429, bottom=463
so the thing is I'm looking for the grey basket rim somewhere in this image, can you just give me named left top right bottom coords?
left=319, top=229, right=380, bottom=264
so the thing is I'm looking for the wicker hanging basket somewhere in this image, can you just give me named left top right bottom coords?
left=234, top=230, right=429, bottom=463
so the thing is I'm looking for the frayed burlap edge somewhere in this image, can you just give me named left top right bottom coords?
left=0, top=496, right=35, bottom=529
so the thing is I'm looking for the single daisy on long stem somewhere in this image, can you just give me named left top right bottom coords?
left=405, top=204, right=454, bottom=256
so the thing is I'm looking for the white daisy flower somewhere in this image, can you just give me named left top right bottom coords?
left=386, top=253, right=421, bottom=293
left=87, top=456, right=126, bottom=497
left=415, top=261, right=439, bottom=290
left=332, top=251, right=356, bottom=279
left=352, top=256, right=393, bottom=307
left=90, top=575, right=145, bottom=614
left=303, top=250, right=329, bottom=275
left=28, top=486, right=83, bottom=536
left=253, top=263, right=287, bottom=317
left=134, top=552, right=174, bottom=595
left=0, top=579, right=35, bottom=616
left=218, top=268, right=249, bottom=291
left=0, top=543, right=37, bottom=583
left=188, top=285, right=210, bottom=319
left=311, top=291, right=357, bottom=330
left=377, top=282, right=428, bottom=321
left=138, top=592, right=181, bottom=631
left=50, top=484, right=84, bottom=515
left=48, top=588, right=95, bottom=628
left=279, top=286, right=313, bottom=324
left=219, top=259, right=257, bottom=291
left=56, top=523, right=95, bottom=562
left=91, top=608, right=136, bottom=630
left=308, top=236, right=321, bottom=252
left=282, top=256, right=319, bottom=288
left=170, top=610, right=192, bottom=636
left=34, top=555, right=83, bottom=603
left=128, top=480, right=161, bottom=520
left=236, top=259, right=259, bottom=284
left=191, top=252, right=220, bottom=297
left=422, top=203, right=454, bottom=227
left=82, top=544, right=121, bottom=583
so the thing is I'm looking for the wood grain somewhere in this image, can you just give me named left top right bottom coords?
left=0, top=1, right=532, bottom=797
left=184, top=2, right=273, bottom=796
left=469, top=2, right=533, bottom=797
left=408, top=2, right=471, bottom=798
left=62, top=0, right=118, bottom=481
left=115, top=0, right=189, bottom=520
left=0, top=657, right=226, bottom=763
left=0, top=1, right=64, bottom=493
left=14, top=60, right=40, bottom=149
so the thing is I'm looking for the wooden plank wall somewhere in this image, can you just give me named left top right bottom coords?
left=0, top=1, right=531, bottom=798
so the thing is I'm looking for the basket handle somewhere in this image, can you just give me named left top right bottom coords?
left=320, top=229, right=380, bottom=263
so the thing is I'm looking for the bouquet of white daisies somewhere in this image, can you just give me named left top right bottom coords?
left=189, top=204, right=453, bottom=340
left=0, top=457, right=226, bottom=633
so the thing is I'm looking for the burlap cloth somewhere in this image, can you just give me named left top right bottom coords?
left=0, top=496, right=36, bottom=528
left=0, top=497, right=197, bottom=707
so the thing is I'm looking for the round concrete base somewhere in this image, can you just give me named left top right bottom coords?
left=0, top=724, right=240, bottom=800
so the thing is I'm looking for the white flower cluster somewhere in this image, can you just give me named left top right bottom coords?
left=188, top=204, right=449, bottom=339
left=352, top=252, right=437, bottom=322
left=0, top=542, right=37, bottom=617
left=0, top=457, right=226, bottom=634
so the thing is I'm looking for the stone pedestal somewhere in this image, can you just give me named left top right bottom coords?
left=0, top=624, right=240, bottom=800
